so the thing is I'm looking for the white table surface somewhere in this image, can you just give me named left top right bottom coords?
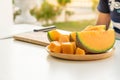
left=0, top=35, right=120, bottom=80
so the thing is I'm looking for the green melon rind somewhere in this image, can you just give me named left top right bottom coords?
left=76, top=32, right=115, bottom=53
left=47, top=31, right=53, bottom=42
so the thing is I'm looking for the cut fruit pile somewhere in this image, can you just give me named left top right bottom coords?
left=48, top=41, right=85, bottom=55
left=47, top=25, right=115, bottom=55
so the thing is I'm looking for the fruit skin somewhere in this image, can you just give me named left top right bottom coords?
left=47, top=29, right=71, bottom=42
left=47, top=30, right=61, bottom=41
left=76, top=29, right=115, bottom=53
left=69, top=25, right=106, bottom=42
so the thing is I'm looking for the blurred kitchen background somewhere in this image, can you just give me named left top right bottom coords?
left=13, top=0, right=99, bottom=31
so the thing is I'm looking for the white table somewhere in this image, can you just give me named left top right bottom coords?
left=0, top=38, right=120, bottom=80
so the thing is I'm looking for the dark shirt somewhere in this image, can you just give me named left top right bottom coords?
left=98, top=0, right=120, bottom=23
left=98, top=0, right=120, bottom=39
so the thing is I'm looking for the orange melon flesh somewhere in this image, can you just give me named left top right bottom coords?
left=48, top=41, right=61, bottom=53
left=61, top=42, right=75, bottom=54
left=83, top=25, right=106, bottom=31
left=47, top=30, right=61, bottom=41
left=72, top=42, right=76, bottom=52
left=75, top=48, right=85, bottom=55
left=59, top=34, right=70, bottom=42
left=77, top=29, right=115, bottom=53
left=70, top=32, right=76, bottom=42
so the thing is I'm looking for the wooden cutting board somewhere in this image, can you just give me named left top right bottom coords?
left=13, top=31, right=50, bottom=46
left=13, top=29, right=70, bottom=46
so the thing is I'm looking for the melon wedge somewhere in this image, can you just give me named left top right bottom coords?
left=83, top=25, right=106, bottom=31
left=59, top=34, right=70, bottom=42
left=76, top=29, right=115, bottom=53
left=47, top=29, right=61, bottom=41
left=70, top=32, right=76, bottom=42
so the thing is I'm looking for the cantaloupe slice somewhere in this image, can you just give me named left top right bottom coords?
left=76, top=29, right=115, bottom=53
left=83, top=25, right=106, bottom=31
left=59, top=34, right=70, bottom=42
left=69, top=25, right=106, bottom=42
left=47, top=29, right=61, bottom=41
left=75, top=47, right=85, bottom=55
left=72, top=42, right=76, bottom=52
left=61, top=42, right=75, bottom=54
left=48, top=41, right=61, bottom=53
left=70, top=32, right=76, bottom=42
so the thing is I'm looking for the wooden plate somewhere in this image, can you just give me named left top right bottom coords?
left=46, top=46, right=115, bottom=61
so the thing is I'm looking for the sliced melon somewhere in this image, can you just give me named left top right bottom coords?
left=61, top=42, right=75, bottom=54
left=75, top=47, right=85, bottom=55
left=70, top=32, right=76, bottom=42
left=76, top=29, right=115, bottom=53
left=59, top=34, right=70, bottom=42
left=47, top=29, right=61, bottom=41
left=72, top=42, right=76, bottom=52
left=48, top=41, right=61, bottom=53
left=83, top=25, right=106, bottom=31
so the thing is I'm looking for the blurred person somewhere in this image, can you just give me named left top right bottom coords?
left=97, top=0, right=120, bottom=40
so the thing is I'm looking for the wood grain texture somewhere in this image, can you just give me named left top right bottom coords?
left=13, top=32, right=50, bottom=46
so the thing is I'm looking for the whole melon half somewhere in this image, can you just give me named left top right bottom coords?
left=76, top=29, right=115, bottom=53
